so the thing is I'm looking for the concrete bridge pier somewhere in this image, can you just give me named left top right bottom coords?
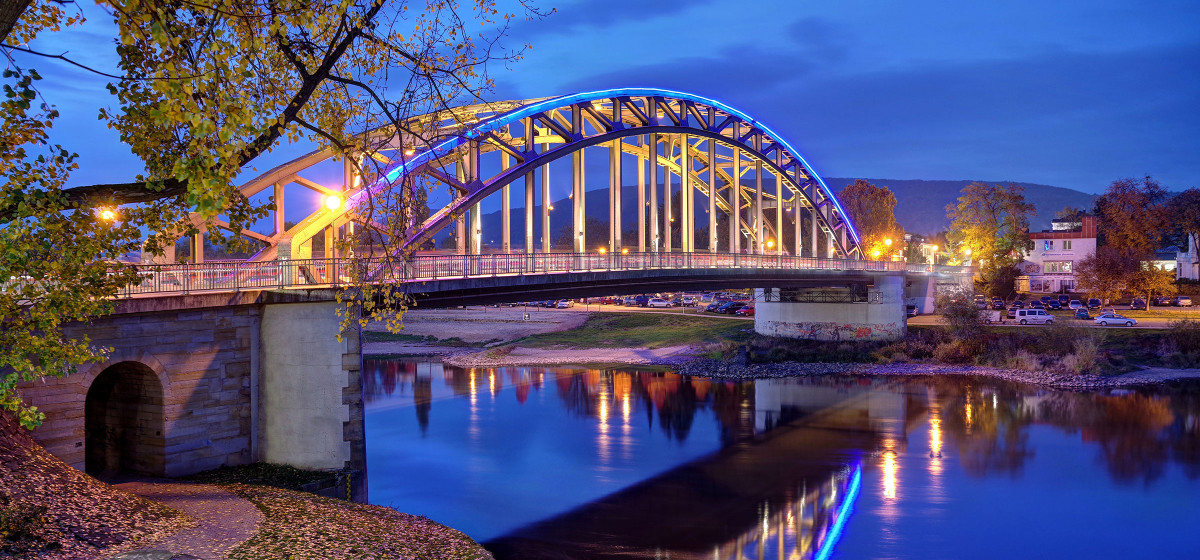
left=753, top=275, right=907, bottom=341
left=260, top=301, right=366, bottom=501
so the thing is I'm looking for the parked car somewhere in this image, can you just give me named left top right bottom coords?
left=646, top=297, right=671, bottom=308
left=906, top=304, right=919, bottom=317
left=1007, top=305, right=1020, bottom=320
left=705, top=301, right=725, bottom=312
left=1068, top=300, right=1084, bottom=310
left=1030, top=301, right=1044, bottom=309
left=1094, top=313, right=1137, bottom=327
left=1074, top=308, right=1091, bottom=320
left=681, top=295, right=697, bottom=306
left=1175, top=296, right=1194, bottom=307
left=1045, top=300, right=1062, bottom=310
left=735, top=304, right=755, bottom=316
left=1011, top=300, right=1025, bottom=309
left=991, top=298, right=1005, bottom=310
left=1040, top=296, right=1053, bottom=304
left=974, top=295, right=988, bottom=309
left=556, top=299, right=574, bottom=308
left=1152, top=296, right=1172, bottom=307
left=716, top=301, right=743, bottom=314
left=1130, top=298, right=1147, bottom=310
left=1014, top=309, right=1054, bottom=325
left=1087, top=298, right=1102, bottom=309
left=1058, top=294, right=1071, bottom=305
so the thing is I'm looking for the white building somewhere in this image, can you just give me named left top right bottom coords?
left=1016, top=216, right=1098, bottom=294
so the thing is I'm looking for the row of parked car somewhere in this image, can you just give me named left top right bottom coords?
left=982, top=294, right=1193, bottom=312
left=704, top=299, right=755, bottom=316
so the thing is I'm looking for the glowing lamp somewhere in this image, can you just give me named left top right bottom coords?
left=404, top=149, right=415, bottom=156
left=99, top=208, right=116, bottom=221
left=766, top=239, right=776, bottom=249
left=324, top=195, right=343, bottom=211
left=872, top=250, right=881, bottom=258
left=598, top=247, right=607, bottom=254
left=884, top=238, right=893, bottom=246
left=964, top=248, right=972, bottom=256
left=621, top=248, right=629, bottom=254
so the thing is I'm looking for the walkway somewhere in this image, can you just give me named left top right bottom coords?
left=109, top=481, right=263, bottom=560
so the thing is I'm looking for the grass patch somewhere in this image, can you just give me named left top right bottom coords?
left=225, top=484, right=490, bottom=560
left=511, top=312, right=751, bottom=349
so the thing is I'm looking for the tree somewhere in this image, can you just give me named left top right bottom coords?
left=1, top=0, right=545, bottom=427
left=840, top=179, right=902, bottom=260
left=1128, top=264, right=1177, bottom=306
left=1167, top=188, right=1200, bottom=252
left=1075, top=247, right=1131, bottom=304
left=1055, top=206, right=1086, bottom=222
left=1094, top=176, right=1169, bottom=259
left=946, top=182, right=1035, bottom=297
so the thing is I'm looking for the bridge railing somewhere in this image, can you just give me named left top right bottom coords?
left=113, top=252, right=960, bottom=298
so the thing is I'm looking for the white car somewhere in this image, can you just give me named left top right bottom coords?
left=555, top=299, right=574, bottom=308
left=646, top=298, right=671, bottom=308
left=1068, top=300, right=1084, bottom=310
left=1094, top=313, right=1136, bottom=327
left=1014, top=308, right=1054, bottom=325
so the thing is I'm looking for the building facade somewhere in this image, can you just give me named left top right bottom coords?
left=1017, top=216, right=1098, bottom=294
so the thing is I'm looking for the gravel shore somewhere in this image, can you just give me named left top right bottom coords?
left=673, top=359, right=1200, bottom=390
left=365, top=343, right=1200, bottom=391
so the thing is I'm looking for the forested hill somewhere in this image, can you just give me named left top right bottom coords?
left=826, top=178, right=1098, bottom=235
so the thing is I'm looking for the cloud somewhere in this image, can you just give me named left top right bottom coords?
left=508, top=0, right=720, bottom=39
left=554, top=41, right=1200, bottom=192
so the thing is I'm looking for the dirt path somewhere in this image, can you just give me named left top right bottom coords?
left=111, top=481, right=263, bottom=560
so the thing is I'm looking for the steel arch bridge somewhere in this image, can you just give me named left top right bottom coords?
left=212, top=88, right=863, bottom=266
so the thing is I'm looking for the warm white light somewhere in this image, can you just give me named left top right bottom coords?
left=598, top=247, right=607, bottom=254
left=964, top=248, right=972, bottom=256
left=404, top=149, right=416, bottom=156
left=99, top=208, right=116, bottom=221
left=621, top=248, right=629, bottom=254
left=884, top=238, right=893, bottom=246
left=766, top=239, right=776, bottom=249
left=872, top=250, right=881, bottom=258
left=324, top=195, right=343, bottom=211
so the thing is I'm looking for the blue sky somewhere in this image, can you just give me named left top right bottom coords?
left=19, top=0, right=1200, bottom=195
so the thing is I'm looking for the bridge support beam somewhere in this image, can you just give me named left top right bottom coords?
left=259, top=301, right=366, bottom=500
left=753, top=276, right=907, bottom=341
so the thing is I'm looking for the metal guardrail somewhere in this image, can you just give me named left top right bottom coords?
left=113, top=252, right=967, bottom=298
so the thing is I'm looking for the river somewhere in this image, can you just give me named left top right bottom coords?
left=363, top=358, right=1200, bottom=559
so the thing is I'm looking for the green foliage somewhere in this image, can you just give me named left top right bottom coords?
left=935, top=288, right=985, bottom=340
left=946, top=182, right=1035, bottom=291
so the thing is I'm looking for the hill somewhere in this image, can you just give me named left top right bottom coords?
left=826, top=178, right=1098, bottom=235
left=434, top=178, right=1098, bottom=246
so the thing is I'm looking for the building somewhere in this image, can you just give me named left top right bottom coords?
left=1016, top=215, right=1098, bottom=294
left=1157, top=233, right=1199, bottom=281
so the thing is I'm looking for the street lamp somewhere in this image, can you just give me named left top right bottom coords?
left=884, top=238, right=893, bottom=247
left=99, top=207, right=117, bottom=221
left=324, top=195, right=343, bottom=211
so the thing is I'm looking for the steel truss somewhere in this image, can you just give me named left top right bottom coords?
left=205, top=89, right=863, bottom=264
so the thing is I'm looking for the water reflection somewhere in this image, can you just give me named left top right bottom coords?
left=364, top=360, right=1200, bottom=558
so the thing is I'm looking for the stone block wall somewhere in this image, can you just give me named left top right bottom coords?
left=20, top=306, right=259, bottom=477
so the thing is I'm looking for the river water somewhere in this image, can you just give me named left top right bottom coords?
left=363, top=358, right=1200, bottom=559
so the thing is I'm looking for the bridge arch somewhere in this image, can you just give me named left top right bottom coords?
left=84, top=360, right=166, bottom=477
left=222, top=89, right=863, bottom=264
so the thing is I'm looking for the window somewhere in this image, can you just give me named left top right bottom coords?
left=1045, top=261, right=1073, bottom=274
left=1044, top=240, right=1053, bottom=251
left=1063, top=240, right=1073, bottom=250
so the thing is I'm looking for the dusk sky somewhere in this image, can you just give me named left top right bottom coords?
left=21, top=0, right=1200, bottom=195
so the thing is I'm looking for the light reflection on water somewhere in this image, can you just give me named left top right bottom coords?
left=364, top=359, right=1200, bottom=559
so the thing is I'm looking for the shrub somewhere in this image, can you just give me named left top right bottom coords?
left=1006, top=350, right=1042, bottom=372
left=1169, top=319, right=1200, bottom=352
left=933, top=339, right=977, bottom=364
left=1071, top=336, right=1101, bottom=373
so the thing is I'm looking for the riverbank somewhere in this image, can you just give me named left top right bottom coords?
left=364, top=308, right=1200, bottom=390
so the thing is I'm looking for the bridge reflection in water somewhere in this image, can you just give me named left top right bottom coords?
left=363, top=360, right=922, bottom=559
